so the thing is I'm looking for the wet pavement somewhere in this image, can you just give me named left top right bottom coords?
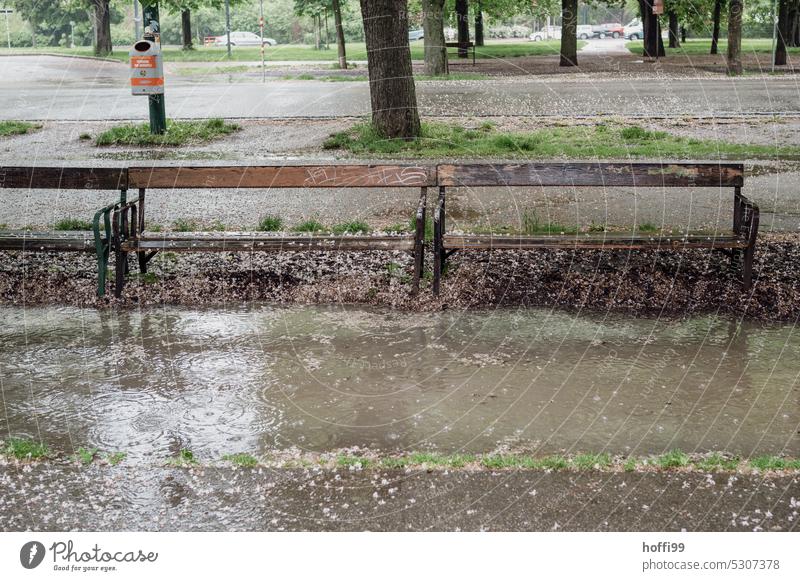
left=1, top=306, right=797, bottom=461
left=1, top=462, right=797, bottom=531
left=4, top=55, right=800, bottom=120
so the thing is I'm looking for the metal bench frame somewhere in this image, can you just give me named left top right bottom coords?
left=432, top=162, right=759, bottom=294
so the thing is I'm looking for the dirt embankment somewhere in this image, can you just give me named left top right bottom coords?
left=1, top=233, right=797, bottom=321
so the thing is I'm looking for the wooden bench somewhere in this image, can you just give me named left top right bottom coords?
left=0, top=166, right=129, bottom=295
left=432, top=162, right=759, bottom=294
left=113, top=164, right=434, bottom=297
left=445, top=41, right=476, bottom=65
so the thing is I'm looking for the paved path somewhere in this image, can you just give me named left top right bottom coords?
left=1, top=463, right=797, bottom=531
left=3, top=55, right=800, bottom=120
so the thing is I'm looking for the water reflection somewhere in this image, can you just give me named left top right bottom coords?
left=0, top=305, right=797, bottom=460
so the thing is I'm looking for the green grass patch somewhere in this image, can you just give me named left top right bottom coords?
left=654, top=449, right=691, bottom=469
left=3, top=437, right=50, bottom=460
left=323, top=121, right=800, bottom=160
left=292, top=219, right=326, bottom=233
left=54, top=217, right=93, bottom=231
left=222, top=453, right=259, bottom=467
left=332, top=220, right=370, bottom=234
left=522, top=210, right=578, bottom=235
left=695, top=453, right=741, bottom=471
left=0, top=41, right=566, bottom=64
left=572, top=453, right=612, bottom=470
left=106, top=452, right=127, bottom=466
left=258, top=215, right=284, bottom=232
left=172, top=218, right=199, bottom=232
left=95, top=118, right=239, bottom=146
left=0, top=120, right=41, bottom=136
left=626, top=38, right=800, bottom=56
left=71, top=447, right=98, bottom=465
left=166, top=448, right=198, bottom=467
left=749, top=455, right=800, bottom=471
left=175, top=65, right=251, bottom=76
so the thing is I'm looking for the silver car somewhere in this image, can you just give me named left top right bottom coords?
left=214, top=31, right=277, bottom=47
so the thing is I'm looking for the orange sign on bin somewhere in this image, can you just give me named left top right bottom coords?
left=129, top=39, right=164, bottom=95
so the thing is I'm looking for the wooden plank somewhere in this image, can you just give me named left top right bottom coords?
left=0, top=231, right=98, bottom=251
left=0, top=167, right=127, bottom=190
left=437, top=163, right=744, bottom=188
left=443, top=233, right=749, bottom=250
left=125, top=233, right=415, bottom=252
left=128, top=165, right=436, bottom=189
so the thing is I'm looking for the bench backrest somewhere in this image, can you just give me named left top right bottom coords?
left=0, top=167, right=127, bottom=190
left=127, top=165, right=436, bottom=189
left=0, top=163, right=744, bottom=191
left=438, top=163, right=744, bottom=188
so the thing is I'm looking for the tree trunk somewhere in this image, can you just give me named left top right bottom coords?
left=681, top=25, right=686, bottom=43
left=474, top=4, right=484, bottom=46
left=668, top=11, right=679, bottom=48
left=30, top=20, right=36, bottom=48
left=422, top=0, right=448, bottom=76
left=710, top=0, right=722, bottom=54
left=641, top=0, right=659, bottom=58
left=559, top=0, right=578, bottom=66
left=456, top=0, right=469, bottom=58
left=93, top=0, right=112, bottom=56
left=359, top=0, right=421, bottom=140
left=727, top=0, right=743, bottom=75
left=657, top=18, right=666, bottom=56
left=332, top=0, right=347, bottom=69
left=181, top=9, right=193, bottom=50
left=776, top=0, right=788, bottom=65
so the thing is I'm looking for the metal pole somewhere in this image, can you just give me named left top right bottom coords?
left=5, top=11, right=11, bottom=50
left=259, top=0, right=265, bottom=83
left=224, top=0, right=231, bottom=58
left=142, top=3, right=166, bottom=135
left=133, top=0, right=140, bottom=40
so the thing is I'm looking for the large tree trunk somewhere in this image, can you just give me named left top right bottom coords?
left=456, top=0, right=469, bottom=58
left=359, top=0, right=420, bottom=140
left=474, top=4, right=484, bottom=46
left=668, top=11, right=679, bottom=48
left=422, top=0, right=448, bottom=76
left=710, top=0, right=722, bottom=54
left=93, top=0, right=112, bottom=56
left=332, top=0, right=347, bottom=68
left=681, top=25, right=686, bottom=43
left=181, top=9, right=193, bottom=50
left=727, top=0, right=743, bottom=75
left=559, top=0, right=578, bottom=66
left=776, top=0, right=789, bottom=65
left=657, top=18, right=666, bottom=56
left=641, top=0, right=659, bottom=58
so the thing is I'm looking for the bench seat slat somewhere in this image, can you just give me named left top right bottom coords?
left=125, top=233, right=415, bottom=252
left=128, top=165, right=435, bottom=189
left=443, top=233, right=748, bottom=250
left=0, top=231, right=98, bottom=252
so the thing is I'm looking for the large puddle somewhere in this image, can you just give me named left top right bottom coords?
left=0, top=306, right=797, bottom=460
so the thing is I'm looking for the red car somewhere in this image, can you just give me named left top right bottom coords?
left=592, top=22, right=624, bottom=39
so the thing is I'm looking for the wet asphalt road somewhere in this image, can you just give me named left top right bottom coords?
left=1, top=463, right=797, bottom=531
left=3, top=55, right=800, bottom=120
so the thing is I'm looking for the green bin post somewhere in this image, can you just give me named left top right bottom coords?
left=141, top=3, right=167, bottom=135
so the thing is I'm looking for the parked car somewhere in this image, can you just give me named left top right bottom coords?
left=577, top=24, right=593, bottom=40
left=592, top=22, right=624, bottom=39
left=213, top=31, right=277, bottom=47
left=408, top=29, right=424, bottom=41
left=624, top=19, right=643, bottom=40
left=529, top=26, right=561, bottom=41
